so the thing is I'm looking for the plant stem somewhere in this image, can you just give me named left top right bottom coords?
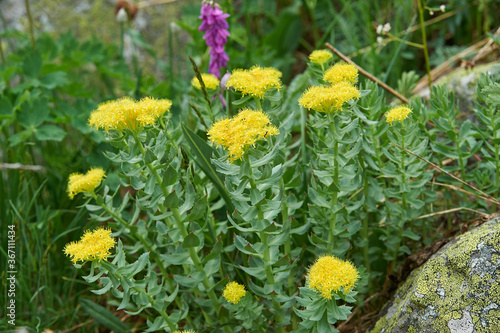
left=358, top=156, right=370, bottom=278
left=417, top=0, right=432, bottom=91
left=254, top=97, right=262, bottom=110
left=327, top=117, right=339, bottom=253
left=131, top=131, right=230, bottom=330
left=393, top=129, right=407, bottom=263
left=24, top=0, right=36, bottom=50
left=245, top=155, right=285, bottom=332
left=120, top=22, right=125, bottom=59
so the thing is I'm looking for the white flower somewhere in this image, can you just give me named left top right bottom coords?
left=377, top=36, right=383, bottom=45
left=430, top=10, right=434, bottom=15
left=440, top=5, right=446, bottom=12
left=382, top=23, right=391, bottom=34
left=116, top=8, right=127, bottom=23
left=376, top=24, right=383, bottom=35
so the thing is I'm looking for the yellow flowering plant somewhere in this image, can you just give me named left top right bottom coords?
left=62, top=39, right=457, bottom=333
left=226, top=65, right=282, bottom=110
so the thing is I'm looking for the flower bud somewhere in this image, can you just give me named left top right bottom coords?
left=220, top=71, right=231, bottom=90
left=116, top=8, right=128, bottom=23
left=382, top=23, right=391, bottom=34
left=440, top=5, right=446, bottom=12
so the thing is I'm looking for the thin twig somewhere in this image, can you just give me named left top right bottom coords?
left=325, top=43, right=410, bottom=104
left=414, top=207, right=489, bottom=220
left=0, top=163, right=44, bottom=172
left=430, top=181, right=497, bottom=204
left=390, top=143, right=500, bottom=205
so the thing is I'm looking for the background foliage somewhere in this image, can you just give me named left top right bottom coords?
left=1, top=0, right=499, bottom=331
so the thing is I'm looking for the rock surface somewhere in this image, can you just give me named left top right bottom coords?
left=369, top=217, right=500, bottom=333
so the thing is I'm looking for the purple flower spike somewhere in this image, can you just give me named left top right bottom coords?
left=199, top=1, right=230, bottom=78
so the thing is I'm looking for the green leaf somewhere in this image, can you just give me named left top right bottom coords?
left=0, top=96, right=13, bottom=118
left=164, top=191, right=179, bottom=208
left=22, top=51, right=42, bottom=78
left=8, top=129, right=33, bottom=147
left=116, top=252, right=150, bottom=278
left=202, top=238, right=223, bottom=264
left=173, top=271, right=205, bottom=287
left=481, top=82, right=500, bottom=105
left=181, top=124, right=234, bottom=211
left=162, top=165, right=178, bottom=186
left=182, top=232, right=200, bottom=248
left=308, top=187, right=331, bottom=208
left=80, top=298, right=131, bottom=333
left=18, top=98, right=50, bottom=128
left=144, top=149, right=157, bottom=164
left=34, top=124, right=67, bottom=141
left=185, top=196, right=207, bottom=221
left=39, top=71, right=68, bottom=89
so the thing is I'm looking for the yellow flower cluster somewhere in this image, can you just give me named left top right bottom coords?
left=191, top=73, right=220, bottom=90
left=385, top=105, right=412, bottom=123
left=222, top=281, right=246, bottom=304
left=173, top=330, right=196, bottom=333
left=67, top=168, right=106, bottom=199
left=309, top=50, right=333, bottom=65
left=323, top=63, right=358, bottom=85
left=298, top=82, right=360, bottom=113
left=307, top=254, right=359, bottom=299
left=88, top=97, right=172, bottom=132
left=64, top=227, right=116, bottom=264
left=227, top=66, right=282, bottom=99
left=208, top=108, right=279, bottom=162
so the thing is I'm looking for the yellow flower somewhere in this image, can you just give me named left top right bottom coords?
left=222, top=281, right=246, bottom=304
left=67, top=168, right=106, bottom=199
left=191, top=73, right=220, bottom=90
left=323, top=63, right=358, bottom=85
left=173, top=330, right=196, bottom=333
left=64, top=227, right=116, bottom=264
left=385, top=105, right=412, bottom=123
left=208, top=108, right=279, bottom=162
left=309, top=50, right=333, bottom=65
left=298, top=82, right=360, bottom=113
left=307, top=254, right=359, bottom=299
left=88, top=97, right=172, bottom=132
left=227, top=66, right=282, bottom=99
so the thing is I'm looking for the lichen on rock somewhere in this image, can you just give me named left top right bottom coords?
left=369, top=217, right=500, bottom=333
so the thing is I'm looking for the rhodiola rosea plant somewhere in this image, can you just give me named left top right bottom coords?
left=62, top=3, right=500, bottom=333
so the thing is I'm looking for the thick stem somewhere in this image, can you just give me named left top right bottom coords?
left=246, top=155, right=285, bottom=332
left=254, top=97, right=262, bottom=110
left=327, top=119, right=339, bottom=252
left=358, top=157, right=370, bottom=278
left=393, top=131, right=407, bottom=262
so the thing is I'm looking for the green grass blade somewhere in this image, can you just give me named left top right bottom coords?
left=181, top=123, right=234, bottom=212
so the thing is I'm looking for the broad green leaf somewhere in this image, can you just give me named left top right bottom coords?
left=481, top=82, right=500, bottom=105
left=181, top=124, right=234, bottom=211
left=0, top=96, right=13, bottom=118
left=22, top=51, right=42, bottom=78
left=39, top=71, right=68, bottom=89
left=80, top=298, right=131, bottom=333
left=182, top=232, right=200, bottom=248
left=34, top=124, right=67, bottom=141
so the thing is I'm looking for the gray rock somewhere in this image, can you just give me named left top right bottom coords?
left=369, top=217, right=500, bottom=333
